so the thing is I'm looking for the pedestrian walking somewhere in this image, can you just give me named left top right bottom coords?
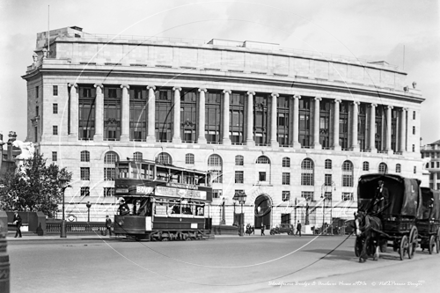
left=296, top=221, right=302, bottom=237
left=13, top=211, right=22, bottom=238
left=260, top=223, right=265, bottom=236
left=105, top=215, right=112, bottom=236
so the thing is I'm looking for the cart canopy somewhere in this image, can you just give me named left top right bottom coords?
left=357, top=174, right=421, bottom=217
left=432, top=190, right=440, bottom=221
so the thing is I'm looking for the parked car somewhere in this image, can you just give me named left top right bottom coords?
left=270, top=223, right=294, bottom=235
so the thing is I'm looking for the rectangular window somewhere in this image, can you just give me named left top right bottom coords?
left=414, top=166, right=417, bottom=174
left=53, top=125, right=58, bottom=135
left=36, top=106, right=39, bottom=116
left=282, top=172, right=290, bottom=185
left=282, top=191, right=290, bottom=201
left=437, top=162, right=440, bottom=168
left=412, top=144, right=415, bottom=152
left=412, top=126, right=415, bottom=135
left=301, top=191, right=314, bottom=201
left=52, top=151, right=57, bottom=162
left=235, top=171, right=244, bottom=184
left=53, top=85, right=58, bottom=96
left=259, top=172, right=266, bottom=182
left=80, top=187, right=90, bottom=197
left=342, top=175, right=353, bottom=187
left=104, top=187, right=115, bottom=197
left=342, top=193, right=353, bottom=201
left=301, top=173, right=314, bottom=186
left=53, top=103, right=58, bottom=114
left=212, top=189, right=222, bottom=199
left=104, top=168, right=116, bottom=181
left=325, top=174, right=332, bottom=186
left=413, top=111, right=416, bottom=120
left=80, top=167, right=90, bottom=181
left=281, top=213, right=291, bottom=224
left=36, top=86, right=39, bottom=98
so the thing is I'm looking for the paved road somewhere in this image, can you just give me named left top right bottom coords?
left=6, top=234, right=440, bottom=293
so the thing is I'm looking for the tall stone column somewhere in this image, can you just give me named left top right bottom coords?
left=333, top=99, right=341, bottom=151
left=351, top=101, right=360, bottom=151
left=94, top=84, right=104, bottom=141
left=292, top=95, right=301, bottom=148
left=386, top=105, right=393, bottom=154
left=172, top=87, right=182, bottom=143
left=400, top=108, right=407, bottom=153
left=313, top=97, right=322, bottom=150
left=68, top=83, right=78, bottom=140
left=120, top=84, right=130, bottom=142
left=198, top=88, right=207, bottom=144
left=270, top=93, right=279, bottom=147
left=369, top=103, right=377, bottom=153
left=246, top=91, right=255, bottom=147
left=146, top=85, right=156, bottom=143
left=222, top=90, right=231, bottom=145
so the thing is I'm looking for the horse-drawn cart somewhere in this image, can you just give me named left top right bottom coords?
left=355, top=174, right=422, bottom=261
left=416, top=187, right=440, bottom=254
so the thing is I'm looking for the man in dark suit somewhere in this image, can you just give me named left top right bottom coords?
left=373, top=180, right=389, bottom=218
left=105, top=215, right=112, bottom=237
left=13, top=212, right=22, bottom=238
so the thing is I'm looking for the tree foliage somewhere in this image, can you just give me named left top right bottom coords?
left=0, top=152, right=72, bottom=217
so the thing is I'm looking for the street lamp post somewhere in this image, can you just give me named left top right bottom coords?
left=59, top=176, right=70, bottom=238
left=238, top=192, right=247, bottom=237
left=220, top=197, right=226, bottom=225
left=86, top=201, right=92, bottom=223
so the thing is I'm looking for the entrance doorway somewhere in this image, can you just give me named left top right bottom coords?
left=254, top=194, right=272, bottom=228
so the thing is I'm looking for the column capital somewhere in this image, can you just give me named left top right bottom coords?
left=68, top=83, right=77, bottom=88
left=370, top=103, right=377, bottom=108
left=94, top=83, right=103, bottom=89
left=334, top=98, right=341, bottom=103
left=402, top=107, right=409, bottom=112
left=293, top=94, right=301, bottom=100
left=247, top=91, right=255, bottom=96
left=353, top=101, right=360, bottom=106
left=120, top=84, right=130, bottom=89
left=223, top=89, right=232, bottom=94
left=271, top=92, right=279, bottom=98
left=386, top=105, right=394, bottom=110
left=198, top=88, right=207, bottom=93
left=147, top=85, right=156, bottom=90
left=314, top=96, right=322, bottom=101
left=173, top=86, right=182, bottom=91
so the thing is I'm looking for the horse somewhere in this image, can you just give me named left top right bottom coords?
left=354, top=210, right=383, bottom=263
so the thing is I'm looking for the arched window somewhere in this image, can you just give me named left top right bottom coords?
left=235, top=155, right=244, bottom=166
left=282, top=157, right=290, bottom=167
left=80, top=150, right=90, bottom=162
left=363, top=161, right=369, bottom=171
left=133, top=152, right=143, bottom=162
left=301, top=158, right=314, bottom=186
left=256, top=155, right=270, bottom=164
left=325, top=159, right=332, bottom=169
left=396, top=163, right=401, bottom=173
left=342, top=160, right=353, bottom=187
left=185, top=153, right=194, bottom=165
left=208, top=154, right=223, bottom=183
left=425, top=163, right=429, bottom=168
left=156, top=152, right=172, bottom=165
left=379, top=162, right=388, bottom=173
left=104, top=151, right=119, bottom=181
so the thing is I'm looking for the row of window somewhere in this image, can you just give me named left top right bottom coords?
left=426, top=161, right=440, bottom=169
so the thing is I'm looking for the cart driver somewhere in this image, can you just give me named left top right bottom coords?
left=118, top=199, right=130, bottom=216
left=371, top=180, right=389, bottom=218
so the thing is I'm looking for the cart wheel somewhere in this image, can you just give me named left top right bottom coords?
left=288, top=230, right=294, bottom=235
left=436, top=228, right=440, bottom=254
left=428, top=235, right=435, bottom=254
left=270, top=230, right=275, bottom=235
left=399, top=235, right=408, bottom=261
left=408, top=226, right=418, bottom=259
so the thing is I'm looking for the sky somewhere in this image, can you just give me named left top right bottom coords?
left=0, top=0, right=439, bottom=144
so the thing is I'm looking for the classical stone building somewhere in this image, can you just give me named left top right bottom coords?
left=421, top=140, right=440, bottom=190
left=22, top=26, right=425, bottom=227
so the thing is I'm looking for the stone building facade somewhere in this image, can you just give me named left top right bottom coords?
left=421, top=140, right=440, bottom=190
left=22, top=26, right=425, bottom=226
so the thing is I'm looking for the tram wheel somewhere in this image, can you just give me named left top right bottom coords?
left=428, top=235, right=435, bottom=254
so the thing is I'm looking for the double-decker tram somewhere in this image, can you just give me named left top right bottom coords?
left=113, top=159, right=213, bottom=241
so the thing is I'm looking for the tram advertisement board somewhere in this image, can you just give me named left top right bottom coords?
left=155, top=186, right=207, bottom=200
